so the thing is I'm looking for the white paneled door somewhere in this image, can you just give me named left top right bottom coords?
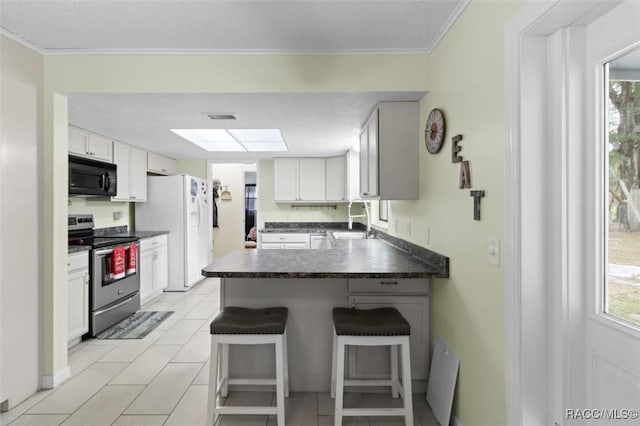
left=584, top=2, right=640, bottom=418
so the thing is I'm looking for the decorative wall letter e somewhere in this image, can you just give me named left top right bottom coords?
left=451, top=134, right=463, bottom=163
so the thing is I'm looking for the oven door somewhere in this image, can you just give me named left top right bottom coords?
left=91, top=243, right=140, bottom=310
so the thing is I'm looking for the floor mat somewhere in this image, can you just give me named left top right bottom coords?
left=96, top=311, right=174, bottom=339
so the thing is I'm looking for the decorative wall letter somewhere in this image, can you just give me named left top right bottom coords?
left=459, top=161, right=471, bottom=189
left=470, top=190, right=485, bottom=220
left=451, top=134, right=463, bottom=163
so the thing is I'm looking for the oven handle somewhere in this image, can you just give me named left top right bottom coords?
left=95, top=248, right=114, bottom=256
left=94, top=294, right=137, bottom=316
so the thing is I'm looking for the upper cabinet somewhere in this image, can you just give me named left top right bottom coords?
left=68, top=126, right=113, bottom=163
left=359, top=102, right=419, bottom=200
left=274, top=158, right=326, bottom=202
left=147, top=152, right=177, bottom=176
left=112, top=141, right=147, bottom=202
left=326, top=155, right=347, bottom=202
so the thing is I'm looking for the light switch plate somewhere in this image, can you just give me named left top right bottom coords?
left=488, top=238, right=500, bottom=267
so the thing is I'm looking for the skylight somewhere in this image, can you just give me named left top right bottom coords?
left=171, top=128, right=287, bottom=152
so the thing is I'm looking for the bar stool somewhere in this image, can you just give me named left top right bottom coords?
left=207, top=306, right=289, bottom=426
left=331, top=307, right=413, bottom=426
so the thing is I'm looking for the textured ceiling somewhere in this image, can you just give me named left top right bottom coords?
left=2, top=1, right=462, bottom=161
left=1, top=0, right=467, bottom=53
left=68, top=92, right=426, bottom=162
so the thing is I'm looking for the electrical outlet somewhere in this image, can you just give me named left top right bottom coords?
left=488, top=238, right=500, bottom=267
left=406, top=222, right=412, bottom=236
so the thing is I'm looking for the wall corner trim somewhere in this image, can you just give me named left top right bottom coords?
left=41, top=366, right=70, bottom=390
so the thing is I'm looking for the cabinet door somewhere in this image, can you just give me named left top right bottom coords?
left=112, top=142, right=131, bottom=201
left=326, top=155, right=346, bottom=201
left=68, top=126, right=89, bottom=157
left=154, top=243, right=169, bottom=291
left=148, top=151, right=177, bottom=175
left=359, top=127, right=369, bottom=197
left=298, top=158, right=326, bottom=201
left=347, top=295, right=429, bottom=380
left=139, top=248, right=154, bottom=305
left=129, top=146, right=147, bottom=201
left=366, top=110, right=379, bottom=197
left=273, top=158, right=298, bottom=201
left=67, top=268, right=89, bottom=341
left=88, top=133, right=113, bottom=162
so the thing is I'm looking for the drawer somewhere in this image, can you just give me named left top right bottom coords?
left=68, top=251, right=88, bottom=272
left=261, top=233, right=309, bottom=243
left=140, top=235, right=164, bottom=252
left=260, top=242, right=284, bottom=249
left=348, top=278, right=429, bottom=295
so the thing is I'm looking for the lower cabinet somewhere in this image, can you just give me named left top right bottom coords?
left=140, top=235, right=168, bottom=305
left=67, top=251, right=89, bottom=344
left=347, top=294, right=430, bottom=380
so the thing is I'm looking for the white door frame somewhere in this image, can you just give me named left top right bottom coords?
left=504, top=1, right=623, bottom=424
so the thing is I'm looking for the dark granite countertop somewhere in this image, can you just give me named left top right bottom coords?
left=260, top=222, right=365, bottom=234
left=202, top=237, right=448, bottom=279
left=68, top=245, right=91, bottom=254
left=102, top=230, right=170, bottom=239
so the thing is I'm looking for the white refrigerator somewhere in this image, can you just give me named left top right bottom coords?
left=136, top=174, right=212, bottom=291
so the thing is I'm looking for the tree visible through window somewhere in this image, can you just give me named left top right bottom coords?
left=606, top=49, right=640, bottom=327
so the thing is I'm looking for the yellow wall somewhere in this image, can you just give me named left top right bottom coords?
left=211, top=163, right=257, bottom=258
left=1, top=35, right=43, bottom=407
left=177, top=159, right=208, bottom=179
left=68, top=198, right=131, bottom=229
left=389, top=2, right=524, bottom=425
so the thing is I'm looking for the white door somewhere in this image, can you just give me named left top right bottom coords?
left=582, top=3, right=640, bottom=417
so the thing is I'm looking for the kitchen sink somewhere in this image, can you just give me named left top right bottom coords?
left=331, top=231, right=368, bottom=240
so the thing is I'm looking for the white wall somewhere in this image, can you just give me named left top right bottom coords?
left=1, top=36, right=43, bottom=408
left=211, top=163, right=257, bottom=258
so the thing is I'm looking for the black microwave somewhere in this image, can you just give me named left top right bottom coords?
left=69, top=155, right=117, bottom=197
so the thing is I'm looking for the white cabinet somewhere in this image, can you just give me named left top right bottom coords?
left=139, top=235, right=169, bottom=305
left=147, top=151, right=177, bottom=175
left=359, top=102, right=419, bottom=200
left=260, top=233, right=310, bottom=249
left=68, top=126, right=113, bottom=163
left=347, top=294, right=430, bottom=381
left=273, top=158, right=326, bottom=202
left=67, top=251, right=89, bottom=343
left=112, top=141, right=147, bottom=202
left=325, top=155, right=347, bottom=201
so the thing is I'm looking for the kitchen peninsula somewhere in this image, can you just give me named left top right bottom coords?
left=202, top=229, right=448, bottom=393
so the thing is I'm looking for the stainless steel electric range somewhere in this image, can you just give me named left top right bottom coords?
left=68, top=214, right=140, bottom=336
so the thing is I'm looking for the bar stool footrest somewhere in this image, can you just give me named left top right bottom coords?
left=228, top=378, right=277, bottom=386
left=342, top=408, right=407, bottom=417
left=215, top=406, right=277, bottom=415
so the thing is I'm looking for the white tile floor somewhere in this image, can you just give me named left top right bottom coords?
left=1, top=278, right=438, bottom=426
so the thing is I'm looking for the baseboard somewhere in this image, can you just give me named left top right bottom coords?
left=451, top=414, right=463, bottom=426
left=41, top=366, right=70, bottom=389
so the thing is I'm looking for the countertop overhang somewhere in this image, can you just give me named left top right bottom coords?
left=202, top=237, right=448, bottom=279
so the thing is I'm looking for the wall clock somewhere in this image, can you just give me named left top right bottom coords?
left=425, top=108, right=446, bottom=154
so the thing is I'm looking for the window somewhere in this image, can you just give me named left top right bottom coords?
left=604, top=47, right=640, bottom=327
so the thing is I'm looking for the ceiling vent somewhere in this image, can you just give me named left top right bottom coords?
left=204, top=113, right=237, bottom=120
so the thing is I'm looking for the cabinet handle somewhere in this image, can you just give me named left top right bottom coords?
left=380, top=280, right=399, bottom=286
left=161, top=169, right=167, bottom=172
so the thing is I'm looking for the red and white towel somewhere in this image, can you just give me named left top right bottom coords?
left=111, top=247, right=126, bottom=280
left=127, top=244, right=137, bottom=274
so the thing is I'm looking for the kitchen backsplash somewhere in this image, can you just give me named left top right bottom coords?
left=68, top=197, right=132, bottom=229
